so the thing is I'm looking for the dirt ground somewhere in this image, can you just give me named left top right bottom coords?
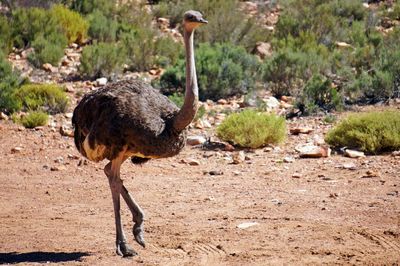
left=0, top=111, right=399, bottom=265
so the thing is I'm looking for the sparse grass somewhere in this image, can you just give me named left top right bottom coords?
left=14, top=83, right=69, bottom=114
left=217, top=109, right=286, bottom=148
left=18, top=111, right=49, bottom=128
left=325, top=110, right=400, bottom=154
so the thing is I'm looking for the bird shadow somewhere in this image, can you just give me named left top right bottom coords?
left=0, top=251, right=90, bottom=264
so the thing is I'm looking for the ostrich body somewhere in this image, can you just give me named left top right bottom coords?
left=72, top=11, right=207, bottom=257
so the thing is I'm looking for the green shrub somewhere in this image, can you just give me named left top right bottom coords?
left=158, top=43, right=260, bottom=101
left=325, top=111, right=400, bottom=154
left=11, top=7, right=56, bottom=48
left=68, top=0, right=115, bottom=16
left=217, top=109, right=286, bottom=148
left=87, top=10, right=118, bottom=42
left=28, top=32, right=67, bottom=67
left=297, top=74, right=343, bottom=114
left=79, top=42, right=125, bottom=79
left=0, top=16, right=12, bottom=53
left=14, top=83, right=69, bottom=114
left=19, top=111, right=49, bottom=128
left=49, top=4, right=88, bottom=44
left=168, top=92, right=184, bottom=108
left=0, top=53, right=27, bottom=113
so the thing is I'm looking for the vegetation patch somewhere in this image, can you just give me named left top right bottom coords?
left=217, top=109, right=286, bottom=148
left=14, top=83, right=69, bottom=114
left=17, top=111, right=49, bottom=128
left=325, top=111, right=400, bottom=154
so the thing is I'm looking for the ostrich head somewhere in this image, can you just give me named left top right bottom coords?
left=183, top=10, right=208, bottom=32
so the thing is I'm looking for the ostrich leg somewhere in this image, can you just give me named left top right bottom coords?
left=121, top=185, right=146, bottom=247
left=105, top=160, right=136, bottom=257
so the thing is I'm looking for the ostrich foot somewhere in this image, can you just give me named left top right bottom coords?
left=133, top=223, right=146, bottom=248
left=116, top=241, right=137, bottom=257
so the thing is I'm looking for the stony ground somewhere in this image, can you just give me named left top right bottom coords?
left=1, top=105, right=399, bottom=265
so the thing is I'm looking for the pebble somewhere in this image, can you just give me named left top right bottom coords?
left=187, top=159, right=200, bottom=166
left=341, top=162, right=358, bottom=170
left=296, top=145, right=331, bottom=158
left=187, top=135, right=206, bottom=146
left=232, top=151, right=245, bottom=164
left=292, top=173, right=302, bottom=178
left=96, top=77, right=108, bottom=86
left=11, top=147, right=23, bottom=153
left=283, top=156, right=295, bottom=163
left=344, top=149, right=366, bottom=158
left=237, top=222, right=259, bottom=229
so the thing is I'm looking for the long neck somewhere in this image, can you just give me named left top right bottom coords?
left=172, top=28, right=198, bottom=132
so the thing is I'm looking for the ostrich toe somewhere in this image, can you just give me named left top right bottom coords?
left=133, top=224, right=146, bottom=247
left=116, top=241, right=137, bottom=257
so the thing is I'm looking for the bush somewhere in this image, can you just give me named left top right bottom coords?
left=28, top=32, right=67, bottom=67
left=217, top=109, right=286, bottom=148
left=296, top=74, right=343, bottom=114
left=14, top=83, right=69, bottom=114
left=19, top=111, right=49, bottom=128
left=158, top=43, right=260, bottom=101
left=87, top=10, right=118, bottom=42
left=325, top=111, right=400, bottom=154
left=0, top=16, right=12, bottom=54
left=49, top=4, right=88, bottom=44
left=68, top=0, right=115, bottom=16
left=0, top=53, right=27, bottom=113
left=79, top=42, right=125, bottom=79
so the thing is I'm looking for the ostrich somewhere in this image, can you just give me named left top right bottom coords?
left=72, top=10, right=207, bottom=257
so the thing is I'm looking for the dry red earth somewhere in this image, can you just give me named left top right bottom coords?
left=0, top=109, right=399, bottom=266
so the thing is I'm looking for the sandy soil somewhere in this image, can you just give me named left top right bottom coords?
left=0, top=114, right=399, bottom=265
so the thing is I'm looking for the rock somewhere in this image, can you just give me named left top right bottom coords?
left=271, top=199, right=282, bottom=205
left=265, top=96, right=280, bottom=109
left=217, top=99, right=228, bottom=105
left=237, top=222, right=259, bottom=229
left=96, top=77, right=108, bottom=86
left=336, top=41, right=352, bottom=48
left=232, top=151, right=245, bottom=164
left=344, top=149, right=365, bottom=158
left=283, top=156, right=295, bottom=163
left=11, top=147, right=23, bottom=153
left=342, top=162, right=357, bottom=170
left=290, top=127, right=314, bottom=135
left=59, top=125, right=74, bottom=137
left=224, top=143, right=235, bottom=152
left=254, top=42, right=272, bottom=59
left=187, top=136, right=206, bottom=146
left=207, top=170, right=223, bottom=176
left=292, top=173, right=302, bottom=178
left=187, top=159, right=200, bottom=166
left=64, top=113, right=73, bottom=119
left=42, top=63, right=57, bottom=73
left=391, top=150, right=400, bottom=157
left=296, top=145, right=331, bottom=158
left=362, top=170, right=380, bottom=178
left=194, top=120, right=204, bottom=129
left=0, top=112, right=9, bottom=120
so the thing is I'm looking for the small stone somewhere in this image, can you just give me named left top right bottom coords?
left=292, top=173, right=302, bottom=178
left=232, top=151, right=245, bottom=164
left=342, top=162, right=357, bottom=170
left=67, top=154, right=80, bottom=160
left=237, top=222, right=259, bottom=229
left=290, top=127, right=314, bottom=135
left=11, top=147, right=23, bottom=153
left=391, top=150, right=400, bottom=157
left=50, top=166, right=59, bottom=171
left=296, top=145, right=331, bottom=158
left=254, top=42, right=272, bottom=59
left=194, top=120, right=204, bottom=129
left=187, top=136, right=206, bottom=146
left=208, top=170, right=223, bottom=176
left=96, top=77, right=108, bottom=86
left=223, top=143, right=235, bottom=152
left=344, top=149, right=366, bottom=158
left=265, top=96, right=280, bottom=109
left=283, top=156, right=295, bottom=163
left=362, top=170, right=380, bottom=178
left=217, top=99, right=227, bottom=105
left=271, top=199, right=282, bottom=205
left=42, top=63, right=57, bottom=73
left=336, top=41, right=352, bottom=48
left=59, top=125, right=74, bottom=137
left=0, top=112, right=9, bottom=120
left=187, top=159, right=200, bottom=166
